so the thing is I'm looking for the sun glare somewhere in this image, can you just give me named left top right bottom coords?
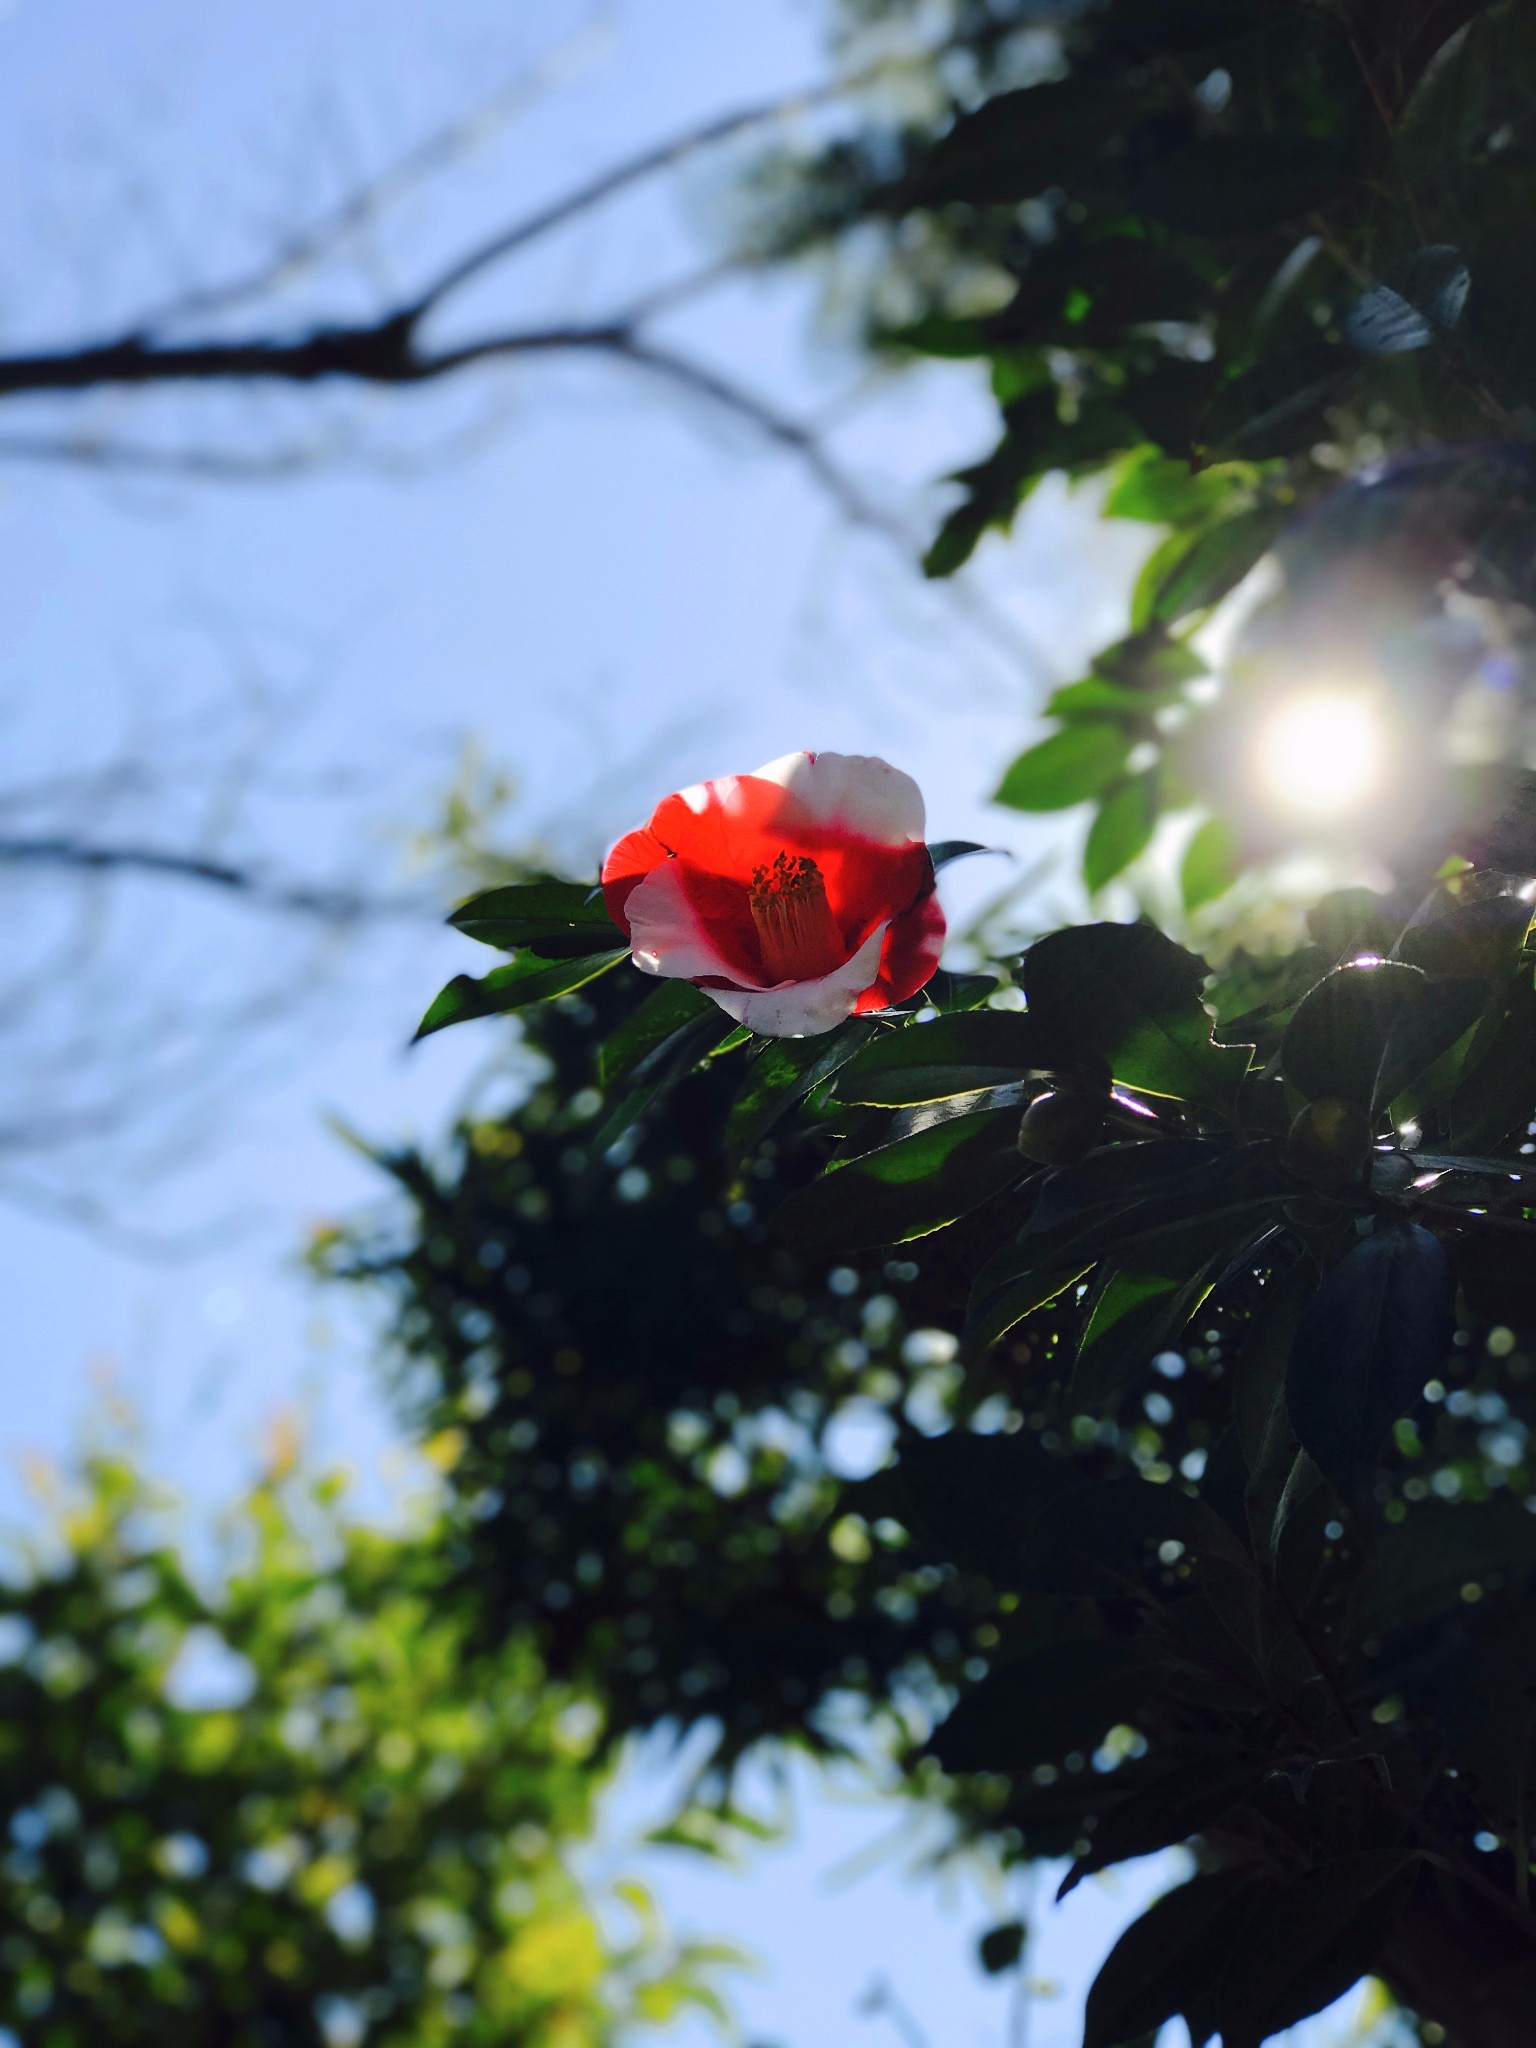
left=1253, top=689, right=1385, bottom=820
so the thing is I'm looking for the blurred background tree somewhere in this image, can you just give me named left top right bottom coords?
left=0, top=1435, right=742, bottom=2047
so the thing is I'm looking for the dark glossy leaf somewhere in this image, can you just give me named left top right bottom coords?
left=1307, top=889, right=1398, bottom=963
left=963, top=1259, right=1093, bottom=1357
left=1233, top=1264, right=1312, bottom=1554
left=1136, top=133, right=1348, bottom=234
left=598, top=979, right=717, bottom=1088
left=415, top=949, right=626, bottom=1041
left=1180, top=817, right=1236, bottom=911
left=910, top=78, right=1122, bottom=207
left=588, top=1008, right=735, bottom=1151
left=1396, top=891, right=1534, bottom=979
left=1216, top=1852, right=1413, bottom=2047
left=851, top=1429, right=1079, bottom=1580
left=924, top=968, right=1000, bottom=1013
left=972, top=1142, right=1283, bottom=1344
left=1021, top=1472, right=1250, bottom=1598
left=1070, top=1218, right=1249, bottom=1409
left=776, top=1103, right=1024, bottom=1254
left=1281, top=958, right=1485, bottom=1112
left=1199, top=346, right=1351, bottom=460
left=1084, top=774, right=1159, bottom=892
left=977, top=1921, right=1026, bottom=1975
left=1347, top=1497, right=1536, bottom=1640
left=1020, top=924, right=1250, bottom=1108
left=1448, top=977, right=1536, bottom=1152
left=1083, top=1872, right=1262, bottom=2048
left=725, top=1021, right=876, bottom=1155
left=925, top=392, right=1135, bottom=574
left=1286, top=1224, right=1456, bottom=1496
left=448, top=879, right=621, bottom=955
left=930, top=1634, right=1168, bottom=1776
left=1058, top=1753, right=1270, bottom=1897
left=927, top=839, right=992, bottom=870
left=994, top=725, right=1132, bottom=812
left=835, top=1010, right=1050, bottom=1106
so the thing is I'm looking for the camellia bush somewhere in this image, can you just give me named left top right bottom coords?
left=395, top=729, right=1536, bottom=2048
left=331, top=6, right=1536, bottom=2044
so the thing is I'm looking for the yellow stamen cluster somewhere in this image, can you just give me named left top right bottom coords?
left=748, top=851, right=847, bottom=983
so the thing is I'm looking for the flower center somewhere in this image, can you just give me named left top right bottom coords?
left=748, top=852, right=847, bottom=983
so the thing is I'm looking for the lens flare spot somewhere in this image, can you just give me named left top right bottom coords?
left=1253, top=691, right=1384, bottom=820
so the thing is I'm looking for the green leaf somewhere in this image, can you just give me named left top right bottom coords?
left=415, top=949, right=626, bottom=1041
left=1070, top=1220, right=1243, bottom=1409
left=994, top=724, right=1132, bottom=812
left=448, top=879, right=621, bottom=956
left=1216, top=1852, right=1413, bottom=2047
left=1094, top=629, right=1209, bottom=691
left=927, top=839, right=991, bottom=870
left=724, top=1021, right=876, bottom=1156
left=1448, top=977, right=1536, bottom=1151
left=775, top=1102, right=1024, bottom=1255
left=1044, top=677, right=1149, bottom=719
left=835, top=1011, right=1050, bottom=1106
left=1132, top=504, right=1286, bottom=628
left=1233, top=1263, right=1312, bottom=1553
left=1020, top=923, right=1250, bottom=1109
left=1347, top=1497, right=1536, bottom=1640
left=1082, top=1872, right=1261, bottom=2048
left=1084, top=774, right=1160, bottom=892
left=1103, top=450, right=1253, bottom=526
left=1281, top=958, right=1487, bottom=1111
left=930, top=1634, right=1168, bottom=1776
left=1396, top=890, right=1534, bottom=978
left=1058, top=1754, right=1270, bottom=1899
left=923, top=968, right=1000, bottom=1013
left=1286, top=1224, right=1456, bottom=1498
left=598, top=980, right=716, bottom=1088
left=910, top=77, right=1125, bottom=207
left=970, top=1141, right=1284, bottom=1350
left=963, top=1260, right=1093, bottom=1357
left=1180, top=817, right=1236, bottom=911
left=589, top=1006, right=736, bottom=1151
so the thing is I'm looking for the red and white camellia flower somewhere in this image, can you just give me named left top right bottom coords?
left=601, top=751, right=945, bottom=1037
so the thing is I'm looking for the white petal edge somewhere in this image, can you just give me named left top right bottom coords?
left=750, top=751, right=925, bottom=848
left=624, top=860, right=752, bottom=985
left=706, top=923, right=889, bottom=1038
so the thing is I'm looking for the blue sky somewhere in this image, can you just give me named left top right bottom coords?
left=0, top=4, right=1388, bottom=2043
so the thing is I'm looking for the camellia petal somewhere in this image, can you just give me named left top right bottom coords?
left=600, top=750, right=945, bottom=1037
left=710, top=925, right=890, bottom=1037
left=749, top=751, right=926, bottom=848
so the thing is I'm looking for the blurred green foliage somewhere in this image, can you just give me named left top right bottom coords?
left=0, top=1446, right=740, bottom=2047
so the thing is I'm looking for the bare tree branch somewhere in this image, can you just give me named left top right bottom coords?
left=0, top=836, right=432, bottom=922
left=0, top=51, right=952, bottom=566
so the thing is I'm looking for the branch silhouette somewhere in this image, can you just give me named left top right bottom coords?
left=0, top=55, right=935, bottom=546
